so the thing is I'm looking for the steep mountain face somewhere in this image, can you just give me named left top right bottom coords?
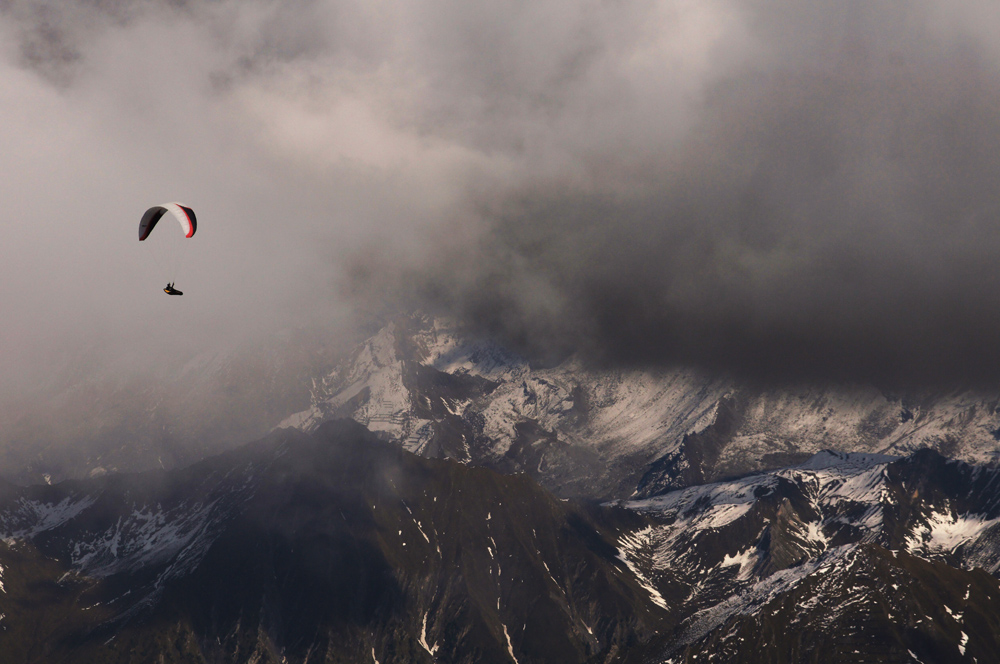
left=280, top=314, right=1000, bottom=499
left=616, top=449, right=1000, bottom=662
left=3, top=420, right=1000, bottom=661
left=0, top=420, right=673, bottom=664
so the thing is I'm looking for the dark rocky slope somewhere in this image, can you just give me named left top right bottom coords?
left=0, top=420, right=671, bottom=663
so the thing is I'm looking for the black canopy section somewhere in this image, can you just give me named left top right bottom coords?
left=138, top=206, right=169, bottom=241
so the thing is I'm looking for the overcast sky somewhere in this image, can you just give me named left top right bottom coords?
left=4, top=0, right=1000, bottom=395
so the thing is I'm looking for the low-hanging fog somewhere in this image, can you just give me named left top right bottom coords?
left=3, top=0, right=1000, bottom=479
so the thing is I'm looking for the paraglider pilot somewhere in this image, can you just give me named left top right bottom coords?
left=140, top=203, right=197, bottom=296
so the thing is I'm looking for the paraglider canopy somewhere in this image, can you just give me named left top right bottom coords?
left=139, top=203, right=197, bottom=241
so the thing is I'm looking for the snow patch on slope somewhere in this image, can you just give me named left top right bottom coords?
left=683, top=545, right=857, bottom=644
left=415, top=320, right=529, bottom=382
left=906, top=510, right=1000, bottom=555
left=616, top=527, right=669, bottom=609
left=419, top=612, right=439, bottom=657
left=69, top=500, right=224, bottom=578
left=501, top=623, right=520, bottom=664
left=0, top=495, right=97, bottom=540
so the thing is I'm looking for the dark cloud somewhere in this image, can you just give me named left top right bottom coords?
left=5, top=0, right=1000, bottom=410
left=348, top=2, right=1000, bottom=387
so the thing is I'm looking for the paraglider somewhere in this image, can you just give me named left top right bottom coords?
left=139, top=203, right=197, bottom=241
left=139, top=203, right=197, bottom=294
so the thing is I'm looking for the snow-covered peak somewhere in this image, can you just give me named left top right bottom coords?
left=279, top=315, right=1000, bottom=499
left=347, top=322, right=400, bottom=381
left=408, top=318, right=530, bottom=381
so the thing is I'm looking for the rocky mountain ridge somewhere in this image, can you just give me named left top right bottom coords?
left=281, top=314, right=1000, bottom=500
left=618, top=448, right=1000, bottom=661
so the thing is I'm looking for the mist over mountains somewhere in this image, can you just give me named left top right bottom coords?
left=6, top=0, right=1000, bottom=661
left=5, top=314, right=1000, bottom=660
left=5, top=1, right=1000, bottom=395
left=0, top=326, right=351, bottom=485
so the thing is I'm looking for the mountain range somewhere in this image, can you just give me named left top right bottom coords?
left=0, top=420, right=670, bottom=663
left=281, top=315, right=1000, bottom=500
left=2, top=421, right=1000, bottom=661
left=3, top=315, right=1000, bottom=661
